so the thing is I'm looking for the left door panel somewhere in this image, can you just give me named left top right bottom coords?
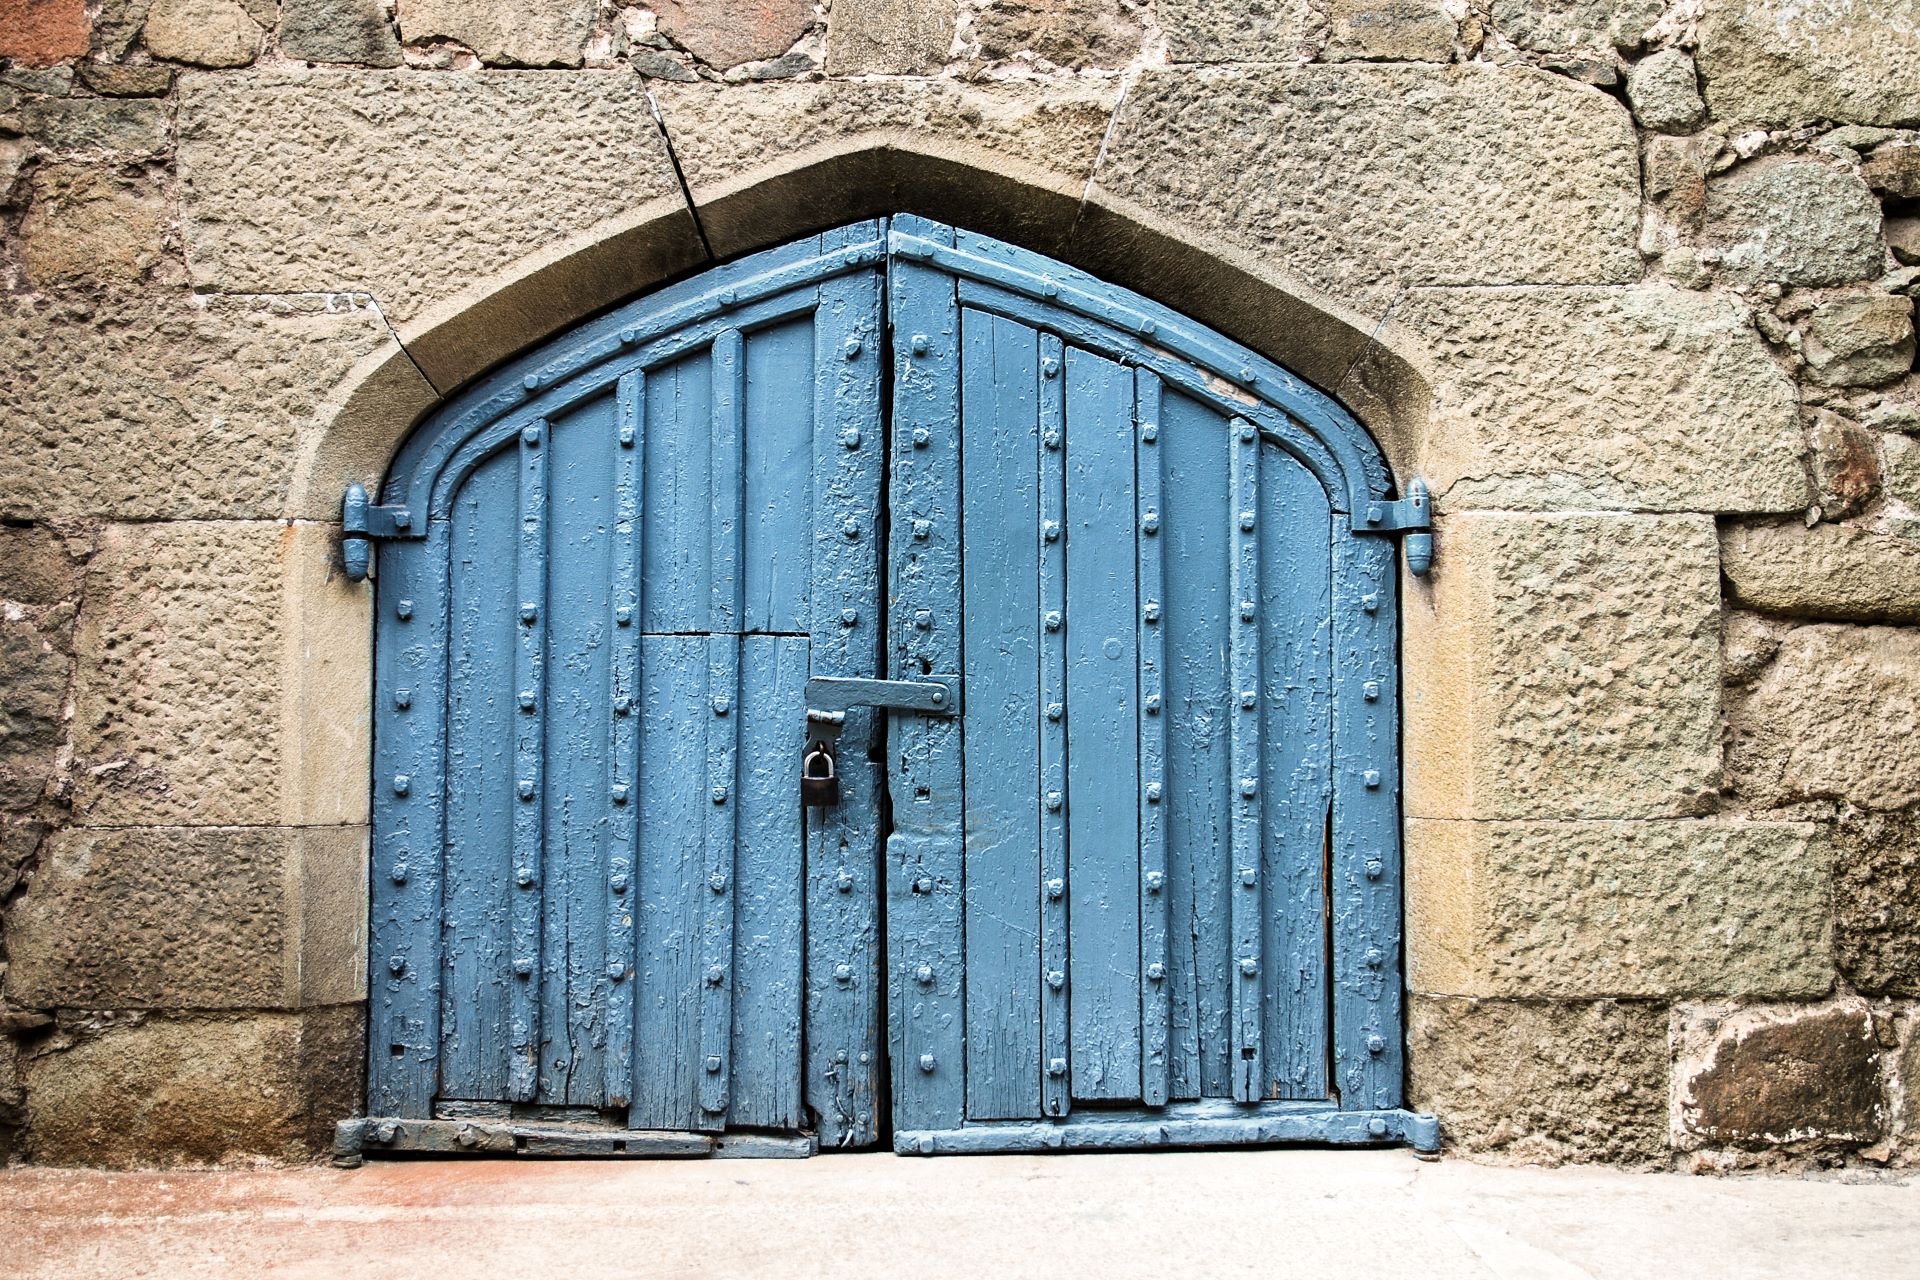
left=369, top=224, right=889, bottom=1149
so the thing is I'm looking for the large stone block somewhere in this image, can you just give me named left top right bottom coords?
left=178, top=70, right=689, bottom=321
left=0, top=0, right=90, bottom=66
left=1488, top=0, right=1661, bottom=54
left=0, top=292, right=398, bottom=521
left=279, top=0, right=404, bottom=66
left=1725, top=623, right=1920, bottom=811
left=1408, top=995, right=1669, bottom=1165
left=655, top=0, right=813, bottom=68
left=1703, top=157, right=1885, bottom=288
left=825, top=0, right=951, bottom=73
left=1722, top=520, right=1920, bottom=625
left=972, top=0, right=1146, bottom=68
left=21, top=97, right=168, bottom=157
left=1829, top=807, right=1920, bottom=997
left=72, top=522, right=284, bottom=826
left=1325, top=0, right=1454, bottom=62
left=19, top=164, right=172, bottom=288
left=397, top=0, right=595, bottom=68
left=23, top=1007, right=362, bottom=1166
left=1697, top=0, right=1920, bottom=128
left=1673, top=1000, right=1886, bottom=1150
left=143, top=0, right=264, bottom=67
left=1157, top=0, right=1318, bottom=62
left=0, top=600, right=72, bottom=809
left=1403, top=512, right=1723, bottom=821
left=1408, top=818, right=1830, bottom=999
left=1386, top=285, right=1804, bottom=513
left=1093, top=65, right=1640, bottom=313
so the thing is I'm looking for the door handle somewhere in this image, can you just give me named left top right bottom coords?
left=804, top=676, right=959, bottom=727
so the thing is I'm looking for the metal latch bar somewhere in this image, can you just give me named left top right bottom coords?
left=804, top=675, right=959, bottom=723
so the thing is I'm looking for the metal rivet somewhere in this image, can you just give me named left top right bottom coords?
left=706, top=966, right=724, bottom=986
left=1362, top=593, right=1379, bottom=614
left=1366, top=947, right=1384, bottom=969
left=834, top=1050, right=849, bottom=1065
left=615, top=605, right=631, bottom=625
left=518, top=779, right=535, bottom=800
left=619, top=425, right=634, bottom=447
left=914, top=876, right=934, bottom=894
left=608, top=962, right=626, bottom=980
left=841, top=608, right=859, bottom=627
left=1364, top=680, right=1381, bottom=701
left=911, top=334, right=930, bottom=356
left=930, top=688, right=945, bottom=705
left=514, top=958, right=533, bottom=976
left=1240, top=958, right=1259, bottom=977
left=915, top=964, right=934, bottom=985
left=1240, top=689, right=1256, bottom=709
left=913, top=427, right=931, bottom=448
left=1040, top=278, right=1058, bottom=298
left=1047, top=970, right=1065, bottom=990
left=842, top=518, right=860, bottom=539
left=1144, top=601, right=1161, bottom=623
left=1043, top=430, right=1060, bottom=451
left=521, top=424, right=541, bottom=445
left=1042, top=357, right=1060, bottom=380
left=612, top=784, right=629, bottom=805
left=1046, top=877, right=1064, bottom=900
left=394, top=688, right=412, bottom=710
left=1368, top=1118, right=1389, bottom=1138
left=1145, top=870, right=1165, bottom=892
left=843, top=338, right=862, bottom=360
left=1046, top=790, right=1063, bottom=812
left=919, top=1053, right=937, bottom=1073
left=1368, top=1035, right=1386, bottom=1055
left=1146, top=781, right=1163, bottom=803
left=1239, top=510, right=1256, bottom=532
left=913, top=518, right=932, bottom=540
left=1239, top=777, right=1259, bottom=799
left=1242, top=867, right=1258, bottom=887
left=1141, top=422, right=1158, bottom=443
left=1142, top=509, right=1160, bottom=534
left=1365, top=858, right=1384, bottom=881
left=519, top=691, right=536, bottom=710
left=516, top=866, right=533, bottom=886
left=396, top=599, right=414, bottom=621
left=842, top=427, right=862, bottom=449
left=1147, top=962, right=1166, bottom=981
left=392, top=774, right=410, bottom=796
left=391, top=863, right=408, bottom=885
left=387, top=955, right=406, bottom=975
left=1047, top=1057, right=1066, bottom=1078
left=1046, top=702, right=1063, bottom=722
left=711, top=785, right=729, bottom=805
left=1145, top=693, right=1162, bottom=715
left=835, top=963, right=853, bottom=984
left=915, top=609, right=933, bottom=630
left=392, top=509, right=412, bottom=530
left=706, top=1055, right=723, bottom=1074
left=1042, top=520, right=1060, bottom=542
left=521, top=603, right=538, bottom=624
left=614, top=695, right=632, bottom=715
left=1365, top=504, right=1384, bottom=526
left=611, top=873, right=628, bottom=892
left=709, top=872, right=727, bottom=894
left=522, top=374, right=541, bottom=392
left=620, top=327, right=639, bottom=346
left=1044, top=611, right=1062, bottom=632
left=1364, top=770, right=1381, bottom=789
left=836, top=871, right=855, bottom=893
left=711, top=695, right=731, bottom=716
left=1240, top=601, right=1256, bottom=622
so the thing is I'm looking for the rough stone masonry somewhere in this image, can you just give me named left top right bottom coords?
left=0, top=0, right=1918, bottom=1171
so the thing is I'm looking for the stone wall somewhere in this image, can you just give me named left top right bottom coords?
left=1, top=0, right=1917, bottom=1168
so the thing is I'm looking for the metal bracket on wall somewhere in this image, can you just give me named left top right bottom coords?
left=1351, top=478, right=1434, bottom=576
left=340, top=481, right=417, bottom=583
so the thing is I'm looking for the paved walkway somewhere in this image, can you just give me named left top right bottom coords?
left=4, top=1149, right=1917, bottom=1279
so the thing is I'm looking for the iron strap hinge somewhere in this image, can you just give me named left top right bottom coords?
left=341, top=482, right=417, bottom=582
left=1351, top=478, right=1435, bottom=576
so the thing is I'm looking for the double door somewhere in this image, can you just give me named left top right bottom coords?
left=366, top=217, right=1415, bottom=1154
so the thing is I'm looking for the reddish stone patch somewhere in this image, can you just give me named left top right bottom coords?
left=654, top=0, right=812, bottom=68
left=0, top=0, right=89, bottom=66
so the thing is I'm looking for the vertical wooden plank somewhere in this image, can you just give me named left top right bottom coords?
left=959, top=309, right=1042, bottom=1122
left=1063, top=345, right=1141, bottom=1105
left=368, top=525, right=449, bottom=1117
left=1134, top=369, right=1170, bottom=1109
left=440, top=449, right=518, bottom=1100
left=605, top=370, right=644, bottom=1110
left=640, top=352, right=713, bottom=634
left=540, top=396, right=617, bottom=1106
left=506, top=418, right=549, bottom=1103
left=1037, top=332, right=1071, bottom=1120
left=729, top=634, right=807, bottom=1129
left=743, top=317, right=817, bottom=636
left=1228, top=416, right=1264, bottom=1103
left=886, top=215, right=966, bottom=1137
left=1260, top=452, right=1333, bottom=1100
left=805, top=226, right=885, bottom=1149
left=696, top=327, right=745, bottom=1129
left=1157, top=390, right=1233, bottom=1102
left=630, top=634, right=707, bottom=1130
left=1331, top=522, right=1405, bottom=1110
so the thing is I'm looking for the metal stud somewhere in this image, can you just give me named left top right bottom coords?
left=1364, top=680, right=1380, bottom=701
left=706, top=1055, right=723, bottom=1074
left=1365, top=858, right=1384, bottom=881
left=1141, top=508, right=1160, bottom=534
left=1046, top=702, right=1063, bottom=721
left=394, top=688, right=412, bottom=709
left=619, top=327, right=639, bottom=346
left=521, top=424, right=541, bottom=446
left=1043, top=430, right=1060, bottom=450
left=1363, top=770, right=1381, bottom=789
left=1145, top=781, right=1163, bottom=803
left=614, top=695, right=632, bottom=715
left=842, top=518, right=860, bottom=540
left=711, top=785, right=729, bottom=805
left=1042, top=357, right=1060, bottom=380
left=836, top=871, right=855, bottom=893
left=915, top=964, right=934, bottom=985
left=1046, top=970, right=1065, bottom=991
left=521, top=603, right=538, bottom=624
left=611, top=872, right=628, bottom=892
left=391, top=863, right=408, bottom=885
left=919, top=1053, right=937, bottom=1073
left=1368, top=1035, right=1386, bottom=1055
left=706, top=966, right=725, bottom=986
left=913, top=427, right=930, bottom=448
left=709, top=872, right=728, bottom=894
left=1046, top=790, right=1063, bottom=812
left=388, top=955, right=406, bottom=975
left=1047, top=1057, right=1066, bottom=1078
left=1238, top=419, right=1256, bottom=442
left=516, top=866, right=533, bottom=887
left=835, top=964, right=853, bottom=984
left=517, top=779, right=535, bottom=800
left=913, top=518, right=932, bottom=540
left=1240, top=600, right=1256, bottom=622
left=619, top=423, right=635, bottom=447
left=1144, top=601, right=1161, bottom=623
left=1241, top=867, right=1257, bottom=887
left=1362, top=592, right=1379, bottom=614
left=615, top=605, right=631, bottom=625
left=711, top=695, right=731, bottom=716
left=611, top=783, right=629, bottom=805
left=1145, top=870, right=1165, bottom=892
left=843, top=337, right=862, bottom=360
left=607, top=962, right=626, bottom=980
left=914, top=876, right=934, bottom=894
left=1042, top=520, right=1060, bottom=542
left=840, top=608, right=859, bottom=627
left=396, top=599, right=414, bottom=621
left=910, top=334, right=930, bottom=356
left=1141, top=422, right=1158, bottom=443
left=842, top=427, right=862, bottom=449
left=519, top=690, right=536, bottom=710
left=514, top=958, right=533, bottom=976
left=1044, top=610, right=1062, bottom=632
left=1239, top=777, right=1258, bottom=798
left=1239, top=510, right=1256, bottom=532
left=1240, top=958, right=1259, bottom=977
left=1239, top=689, right=1256, bottom=709
left=1146, top=962, right=1166, bottom=981
left=1046, top=877, right=1064, bottom=900
left=392, top=774, right=410, bottom=796
left=915, top=609, right=933, bottom=630
left=1145, top=693, right=1162, bottom=714
left=1367, top=1118, right=1389, bottom=1138
left=1365, top=947, right=1383, bottom=969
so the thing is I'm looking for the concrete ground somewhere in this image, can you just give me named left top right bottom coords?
left=4, top=1150, right=1917, bottom=1280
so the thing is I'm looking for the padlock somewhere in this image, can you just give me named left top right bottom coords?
left=801, top=740, right=840, bottom=807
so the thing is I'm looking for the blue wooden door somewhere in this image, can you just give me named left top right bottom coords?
left=366, top=217, right=1427, bottom=1156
